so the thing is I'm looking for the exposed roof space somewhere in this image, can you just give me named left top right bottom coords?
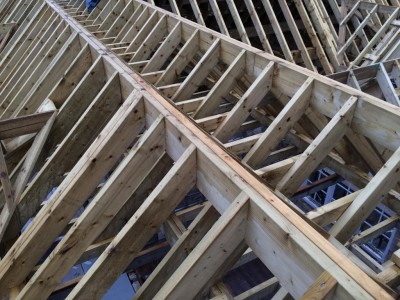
left=0, top=0, right=399, bottom=299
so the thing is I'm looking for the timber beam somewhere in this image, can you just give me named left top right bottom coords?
left=0, top=0, right=400, bottom=299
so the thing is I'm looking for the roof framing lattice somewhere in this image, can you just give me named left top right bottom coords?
left=0, top=0, right=399, bottom=299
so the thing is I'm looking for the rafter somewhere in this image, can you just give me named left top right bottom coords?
left=0, top=0, right=399, bottom=299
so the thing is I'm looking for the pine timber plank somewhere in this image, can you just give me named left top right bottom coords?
left=0, top=93, right=146, bottom=292
left=330, top=145, right=400, bottom=243
left=0, top=0, right=398, bottom=299
left=276, top=97, right=358, bottom=197
left=134, top=202, right=220, bottom=299
left=0, top=111, right=57, bottom=243
left=153, top=193, right=249, bottom=300
left=192, top=50, right=246, bottom=119
left=0, top=111, right=55, bottom=139
left=213, top=61, right=275, bottom=143
left=1, top=64, right=115, bottom=243
left=17, top=116, right=166, bottom=299
left=67, top=144, right=197, bottom=299
left=243, top=78, right=314, bottom=168
left=300, top=271, right=337, bottom=299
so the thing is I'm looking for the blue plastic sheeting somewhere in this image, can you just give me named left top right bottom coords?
left=86, top=0, right=101, bottom=11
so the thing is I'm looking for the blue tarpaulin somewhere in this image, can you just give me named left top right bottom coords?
left=86, top=0, right=101, bottom=11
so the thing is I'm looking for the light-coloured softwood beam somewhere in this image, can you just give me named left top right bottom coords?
left=302, top=0, right=340, bottom=70
left=243, top=78, right=314, bottom=169
left=2, top=64, right=115, bottom=242
left=225, top=0, right=250, bottom=45
left=125, top=10, right=158, bottom=53
left=66, top=144, right=197, bottom=299
left=210, top=282, right=234, bottom=300
left=306, top=191, right=362, bottom=227
left=0, top=111, right=57, bottom=243
left=16, top=116, right=166, bottom=300
left=116, top=5, right=147, bottom=43
left=260, top=0, right=294, bottom=63
left=376, top=63, right=400, bottom=106
left=167, top=0, right=180, bottom=16
left=300, top=271, right=338, bottom=299
left=276, top=96, right=358, bottom=197
left=5, top=31, right=82, bottom=119
left=0, top=145, right=14, bottom=217
left=214, top=61, right=275, bottom=143
left=293, top=0, right=334, bottom=74
left=0, top=94, right=145, bottom=293
left=234, top=277, right=280, bottom=300
left=277, top=0, right=315, bottom=71
left=193, top=50, right=246, bottom=120
left=163, top=213, right=186, bottom=245
left=271, top=287, right=293, bottom=300
left=337, top=0, right=350, bottom=65
left=0, top=14, right=64, bottom=110
left=155, top=29, right=199, bottom=87
left=1, top=1, right=399, bottom=299
left=350, top=215, right=399, bottom=246
left=187, top=0, right=205, bottom=26
left=12, top=111, right=57, bottom=203
left=153, top=193, right=249, bottom=300
left=243, top=0, right=272, bottom=53
left=330, top=145, right=400, bottom=243
left=349, top=7, right=400, bottom=68
left=142, top=21, right=181, bottom=73
left=172, top=38, right=220, bottom=102
left=208, top=0, right=229, bottom=36
left=0, top=4, right=50, bottom=82
left=129, top=15, right=168, bottom=63
left=134, top=202, right=220, bottom=300
left=338, top=4, right=378, bottom=57
left=103, top=1, right=135, bottom=39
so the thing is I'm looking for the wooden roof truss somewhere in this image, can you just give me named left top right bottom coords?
left=147, top=0, right=341, bottom=74
left=143, top=0, right=400, bottom=75
left=0, top=0, right=400, bottom=299
left=338, top=0, right=400, bottom=69
left=330, top=58, right=400, bottom=106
